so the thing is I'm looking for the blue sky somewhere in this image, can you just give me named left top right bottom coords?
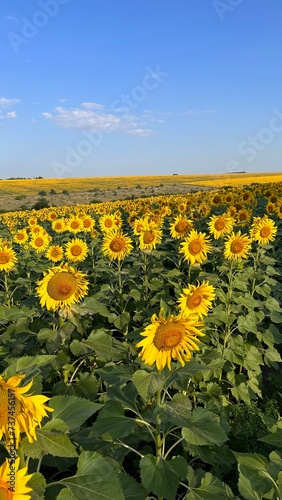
left=1, top=0, right=282, bottom=179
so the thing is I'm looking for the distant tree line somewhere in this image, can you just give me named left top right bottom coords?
left=1, top=176, right=44, bottom=180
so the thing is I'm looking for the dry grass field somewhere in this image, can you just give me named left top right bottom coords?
left=0, top=171, right=281, bottom=212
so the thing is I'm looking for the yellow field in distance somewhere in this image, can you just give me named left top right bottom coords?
left=0, top=172, right=281, bottom=197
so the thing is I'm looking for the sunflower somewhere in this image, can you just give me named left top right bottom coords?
left=224, top=231, right=252, bottom=260
left=65, top=238, right=88, bottom=263
left=0, top=246, right=17, bottom=272
left=251, top=217, right=277, bottom=245
left=82, top=215, right=95, bottom=232
left=266, top=202, right=276, bottom=214
left=170, top=215, right=194, bottom=239
left=0, top=457, right=33, bottom=499
left=14, top=229, right=28, bottom=245
left=37, top=263, right=89, bottom=312
left=102, top=231, right=133, bottom=261
left=139, top=226, right=162, bottom=251
left=45, top=245, right=64, bottom=262
left=136, top=311, right=204, bottom=371
left=52, top=219, right=65, bottom=233
left=30, top=231, right=50, bottom=253
left=178, top=281, right=216, bottom=319
left=0, top=374, right=53, bottom=446
left=208, top=214, right=234, bottom=239
left=237, top=209, right=251, bottom=225
left=179, top=230, right=212, bottom=265
left=133, top=218, right=147, bottom=236
left=67, top=216, right=83, bottom=234
left=99, top=214, right=119, bottom=233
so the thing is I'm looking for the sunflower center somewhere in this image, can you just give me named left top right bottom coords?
left=260, top=227, right=271, bottom=238
left=0, top=253, right=9, bottom=264
left=34, top=237, right=44, bottom=247
left=51, top=248, right=60, bottom=257
left=105, top=219, right=113, bottom=228
left=214, top=220, right=225, bottom=231
left=175, top=221, right=188, bottom=233
left=188, top=240, right=202, bottom=255
left=71, top=245, right=82, bottom=256
left=83, top=220, right=91, bottom=228
left=71, top=221, right=79, bottom=229
left=186, top=292, right=202, bottom=309
left=230, top=241, right=243, bottom=254
left=110, top=239, right=124, bottom=252
left=47, top=272, right=78, bottom=300
left=154, top=324, right=183, bottom=351
left=17, top=233, right=25, bottom=240
left=143, top=231, right=155, bottom=244
left=55, top=223, right=63, bottom=230
left=0, top=481, right=14, bottom=500
left=0, top=387, right=22, bottom=427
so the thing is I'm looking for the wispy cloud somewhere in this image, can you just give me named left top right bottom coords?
left=42, top=103, right=158, bottom=138
left=7, top=15, right=19, bottom=22
left=0, top=97, right=20, bottom=120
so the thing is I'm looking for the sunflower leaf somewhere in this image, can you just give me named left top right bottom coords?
left=49, top=395, right=102, bottom=431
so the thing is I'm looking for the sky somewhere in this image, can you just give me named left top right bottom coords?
left=1, top=0, right=282, bottom=179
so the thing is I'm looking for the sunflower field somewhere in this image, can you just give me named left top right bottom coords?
left=1, top=181, right=282, bottom=499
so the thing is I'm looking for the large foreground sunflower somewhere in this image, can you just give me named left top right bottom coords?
left=0, top=457, right=32, bottom=499
left=136, top=312, right=204, bottom=371
left=178, top=281, right=216, bottom=319
left=36, top=263, right=89, bottom=311
left=0, top=246, right=18, bottom=272
left=224, top=231, right=252, bottom=260
left=0, top=375, right=53, bottom=446
left=179, top=230, right=212, bottom=265
left=102, top=231, right=133, bottom=261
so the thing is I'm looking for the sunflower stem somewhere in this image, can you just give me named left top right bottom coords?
left=17, top=446, right=25, bottom=469
left=155, top=388, right=163, bottom=500
left=3, top=273, right=11, bottom=307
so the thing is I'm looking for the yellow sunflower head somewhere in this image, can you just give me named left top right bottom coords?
left=45, top=245, right=64, bottom=262
left=179, top=230, right=212, bottom=265
left=102, top=231, right=133, bottom=261
left=224, top=231, right=252, bottom=260
left=0, top=246, right=17, bottom=272
left=170, top=215, right=194, bottom=240
left=99, top=214, right=119, bottom=233
left=65, top=238, right=88, bottom=263
left=52, top=219, right=66, bottom=233
left=178, top=281, right=216, bottom=318
left=139, top=225, right=162, bottom=251
left=0, top=457, right=33, bottom=499
left=14, top=229, right=28, bottom=245
left=251, top=217, right=277, bottom=245
left=30, top=231, right=50, bottom=253
left=67, top=216, right=83, bottom=234
left=208, top=214, right=234, bottom=239
left=136, top=311, right=205, bottom=371
left=36, top=263, right=89, bottom=312
left=0, top=374, right=53, bottom=446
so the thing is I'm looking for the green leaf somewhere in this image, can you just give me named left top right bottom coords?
left=266, top=296, right=282, bottom=312
left=28, top=472, right=47, bottom=500
left=259, top=428, right=282, bottom=447
left=234, top=452, right=275, bottom=500
left=50, top=395, right=102, bottom=431
left=5, top=355, right=56, bottom=378
left=70, top=330, right=112, bottom=361
left=58, top=451, right=124, bottom=500
left=186, top=472, right=234, bottom=500
left=157, top=393, right=192, bottom=427
left=96, top=365, right=134, bottom=385
left=132, top=370, right=164, bottom=400
left=119, top=474, right=147, bottom=500
left=140, top=455, right=180, bottom=500
left=90, top=401, right=136, bottom=439
left=182, top=408, right=228, bottom=446
left=21, top=426, right=78, bottom=459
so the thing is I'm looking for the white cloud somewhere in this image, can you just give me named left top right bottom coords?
left=127, top=128, right=156, bottom=137
left=81, top=102, right=104, bottom=110
left=7, top=15, right=19, bottom=22
left=0, top=97, right=20, bottom=120
left=42, top=106, right=121, bottom=132
left=181, top=109, right=217, bottom=116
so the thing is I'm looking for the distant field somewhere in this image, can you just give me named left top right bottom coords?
left=0, top=171, right=282, bottom=197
